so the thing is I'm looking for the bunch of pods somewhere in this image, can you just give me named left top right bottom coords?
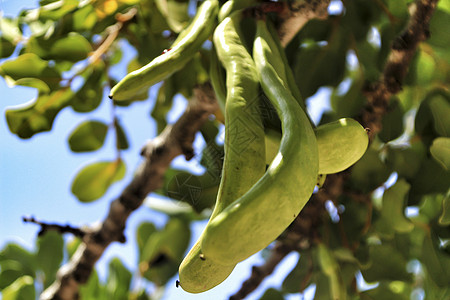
left=110, top=0, right=369, bottom=293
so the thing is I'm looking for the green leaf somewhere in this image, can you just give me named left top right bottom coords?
left=317, top=244, right=347, bottom=300
left=36, top=231, right=64, bottom=287
left=427, top=9, right=450, bottom=49
left=0, top=36, right=16, bottom=58
left=140, top=218, right=190, bottom=286
left=106, top=258, right=132, bottom=300
left=439, top=193, right=450, bottom=226
left=38, top=0, right=79, bottom=21
left=151, top=79, right=176, bottom=133
left=114, top=118, right=129, bottom=150
left=295, top=30, right=348, bottom=99
left=408, top=158, right=450, bottom=204
left=350, top=146, right=392, bottom=193
left=1, top=276, right=35, bottom=300
left=70, top=62, right=105, bottom=112
left=5, top=88, right=74, bottom=139
left=282, top=251, right=313, bottom=294
left=415, top=90, right=450, bottom=139
left=0, top=243, right=36, bottom=270
left=258, top=288, right=284, bottom=300
left=0, top=260, right=32, bottom=290
left=0, top=53, right=61, bottom=88
left=378, top=98, right=404, bottom=142
left=0, top=17, right=22, bottom=43
left=68, top=120, right=109, bottom=152
left=421, top=229, right=450, bottom=288
left=430, top=137, right=450, bottom=171
left=386, top=141, right=426, bottom=180
left=136, top=222, right=158, bottom=256
left=26, top=32, right=92, bottom=62
left=79, top=270, right=106, bottom=300
left=361, top=283, right=409, bottom=300
left=159, top=169, right=219, bottom=212
left=375, top=179, right=414, bottom=237
left=72, top=4, right=98, bottom=31
left=71, top=159, right=126, bottom=203
left=330, top=75, right=366, bottom=119
left=361, top=244, right=412, bottom=282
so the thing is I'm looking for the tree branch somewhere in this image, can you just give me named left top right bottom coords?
left=40, top=83, right=218, bottom=300
left=23, top=216, right=86, bottom=239
left=361, top=0, right=439, bottom=138
left=276, top=0, right=331, bottom=47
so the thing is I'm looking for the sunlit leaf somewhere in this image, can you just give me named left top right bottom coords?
left=68, top=120, right=109, bottom=152
left=38, top=0, right=79, bottom=20
left=6, top=88, right=74, bottom=138
left=71, top=159, right=126, bottom=203
left=1, top=276, right=35, bottom=300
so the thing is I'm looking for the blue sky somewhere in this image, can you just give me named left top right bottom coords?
left=0, top=1, right=330, bottom=299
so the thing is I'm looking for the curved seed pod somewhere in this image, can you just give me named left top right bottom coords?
left=110, top=0, right=219, bottom=101
left=265, top=118, right=369, bottom=174
left=178, top=11, right=266, bottom=293
left=218, top=0, right=259, bottom=22
left=201, top=18, right=318, bottom=266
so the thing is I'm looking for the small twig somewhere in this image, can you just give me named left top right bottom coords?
left=23, top=216, right=86, bottom=239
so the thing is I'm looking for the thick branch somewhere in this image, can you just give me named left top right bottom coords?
left=361, top=0, right=439, bottom=137
left=276, top=0, right=331, bottom=46
left=40, top=83, right=218, bottom=300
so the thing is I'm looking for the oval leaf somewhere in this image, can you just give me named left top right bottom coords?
left=430, top=137, right=450, bottom=170
left=68, top=120, right=108, bottom=152
left=71, top=159, right=126, bottom=203
left=36, top=231, right=64, bottom=287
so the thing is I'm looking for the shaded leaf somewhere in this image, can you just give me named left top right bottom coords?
left=361, top=283, right=409, bottom=300
left=282, top=251, right=313, bottom=294
left=0, top=260, right=33, bottom=290
left=439, top=193, right=450, bottom=226
left=361, top=244, right=412, bottom=282
left=71, top=159, right=126, bottom=203
left=106, top=258, right=132, bottom=300
left=350, top=146, right=392, bottom=193
left=136, top=222, right=157, bottom=256
left=140, top=218, right=190, bottom=286
left=375, top=179, right=414, bottom=237
left=5, top=88, right=74, bottom=138
left=114, top=118, right=129, bottom=150
left=259, top=288, right=284, bottom=300
left=415, top=90, right=450, bottom=139
left=1, top=276, right=35, bottom=300
left=70, top=62, right=105, bottom=112
left=386, top=141, right=426, bottom=180
left=421, top=229, right=450, bottom=288
left=317, top=244, right=347, bottom=300
left=36, top=231, right=64, bottom=288
left=0, top=36, right=16, bottom=58
left=68, top=120, right=109, bottom=152
left=379, top=98, right=404, bottom=142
